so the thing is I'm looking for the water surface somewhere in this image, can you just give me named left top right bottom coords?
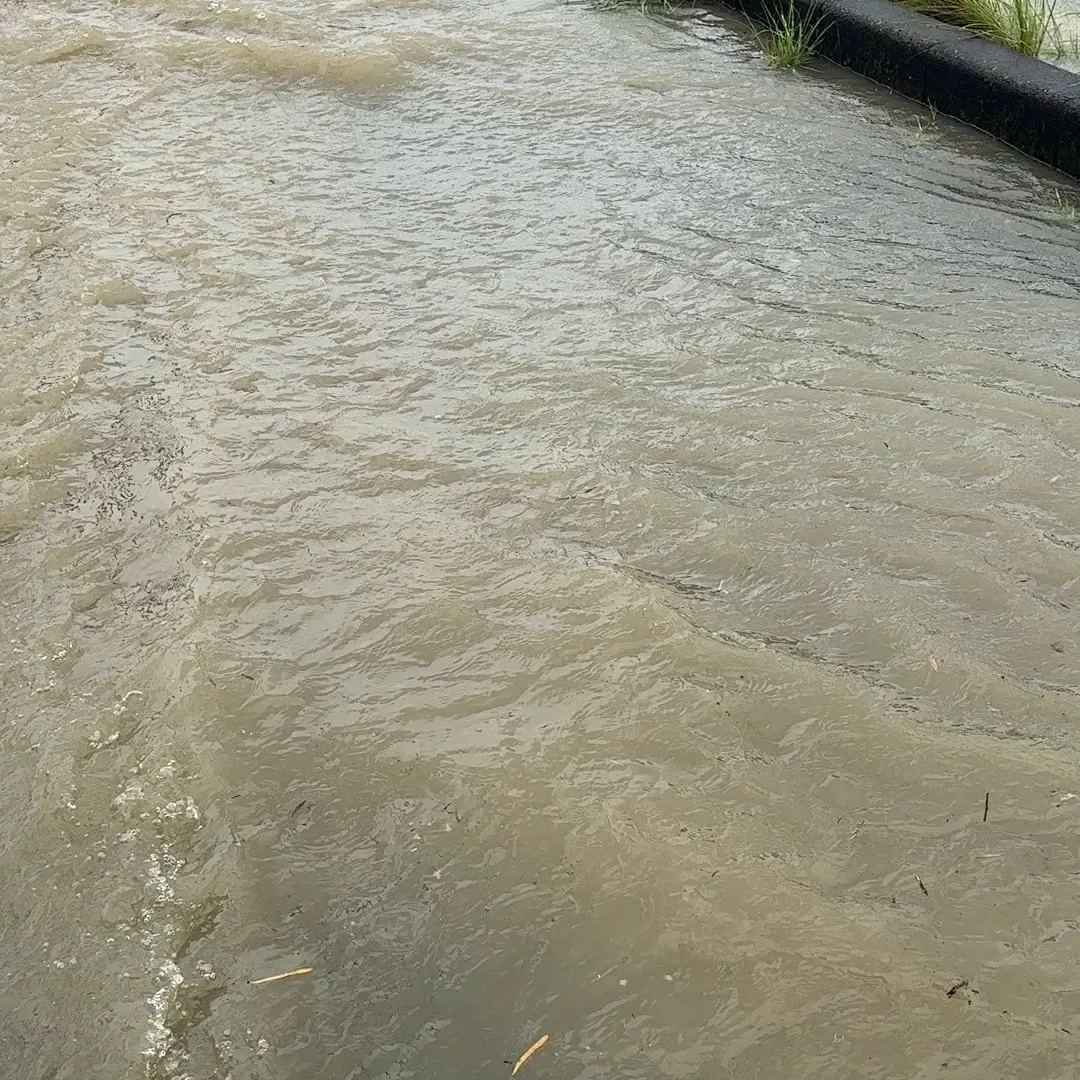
left=2, top=1, right=1080, bottom=1077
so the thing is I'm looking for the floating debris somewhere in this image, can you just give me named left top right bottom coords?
left=248, top=966, right=313, bottom=986
left=511, top=1034, right=549, bottom=1076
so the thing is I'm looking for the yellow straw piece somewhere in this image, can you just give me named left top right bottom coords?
left=248, top=966, right=313, bottom=986
left=511, top=1034, right=549, bottom=1076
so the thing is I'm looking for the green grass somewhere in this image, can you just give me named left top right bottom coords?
left=757, top=0, right=826, bottom=67
left=587, top=0, right=830, bottom=65
left=1045, top=22, right=1080, bottom=57
left=899, top=0, right=1063, bottom=56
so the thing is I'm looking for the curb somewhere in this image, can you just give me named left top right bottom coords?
left=718, top=0, right=1080, bottom=179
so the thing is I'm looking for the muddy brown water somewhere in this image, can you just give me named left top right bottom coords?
left=2, top=0, right=1080, bottom=1077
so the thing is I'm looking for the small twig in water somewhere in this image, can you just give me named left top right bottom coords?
left=947, top=978, right=969, bottom=997
left=916, top=875, right=929, bottom=896
left=249, top=966, right=313, bottom=986
left=511, top=1035, right=550, bottom=1076
left=983, top=791, right=990, bottom=822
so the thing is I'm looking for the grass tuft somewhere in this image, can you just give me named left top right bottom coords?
left=757, top=0, right=826, bottom=67
left=1045, top=23, right=1080, bottom=58
left=899, top=0, right=1062, bottom=56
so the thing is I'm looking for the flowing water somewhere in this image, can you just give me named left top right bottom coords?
left=2, top=0, right=1080, bottom=1076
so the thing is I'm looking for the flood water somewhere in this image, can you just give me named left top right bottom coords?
left=2, top=0, right=1080, bottom=1076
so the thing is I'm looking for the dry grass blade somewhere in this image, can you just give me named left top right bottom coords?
left=248, top=966, right=314, bottom=985
left=511, top=1034, right=550, bottom=1076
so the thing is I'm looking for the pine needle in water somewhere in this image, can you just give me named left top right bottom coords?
left=248, top=966, right=313, bottom=986
left=511, top=1034, right=549, bottom=1076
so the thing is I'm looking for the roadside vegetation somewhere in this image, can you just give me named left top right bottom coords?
left=589, top=0, right=1078, bottom=62
left=898, top=0, right=1079, bottom=58
left=588, top=0, right=827, bottom=68
left=589, top=0, right=1078, bottom=65
left=756, top=0, right=826, bottom=66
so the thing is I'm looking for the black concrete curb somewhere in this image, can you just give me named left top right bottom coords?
left=717, top=0, right=1080, bottom=179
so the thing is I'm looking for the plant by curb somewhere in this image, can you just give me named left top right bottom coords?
left=755, top=0, right=827, bottom=66
left=897, top=0, right=1078, bottom=57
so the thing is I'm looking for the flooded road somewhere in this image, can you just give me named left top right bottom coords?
left=2, top=0, right=1080, bottom=1076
